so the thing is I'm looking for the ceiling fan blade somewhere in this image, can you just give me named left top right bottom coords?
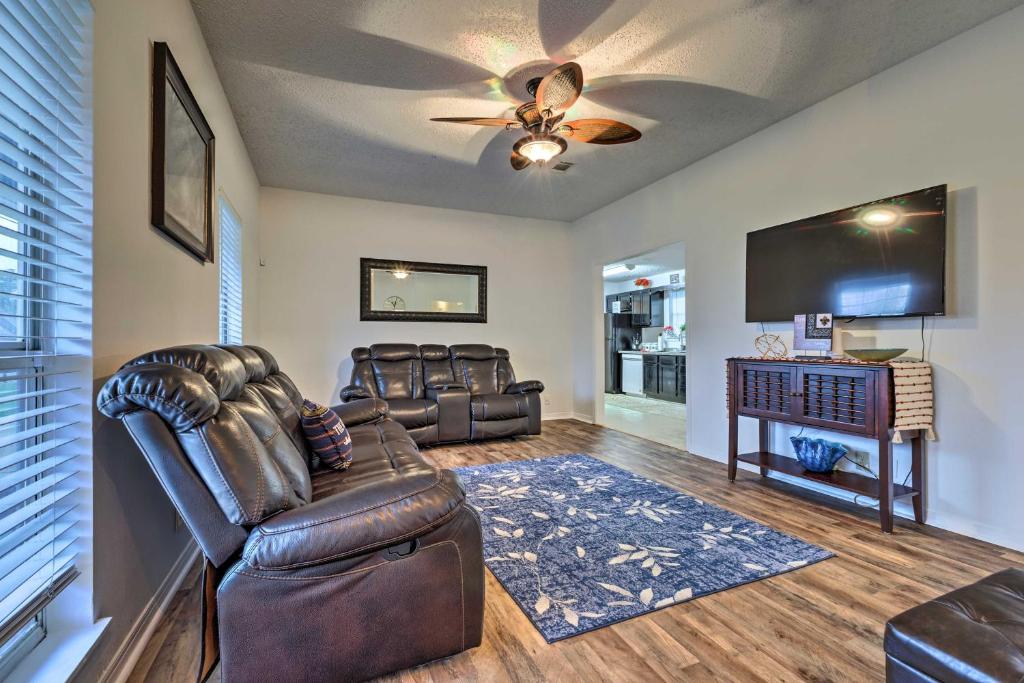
left=536, top=62, right=583, bottom=119
left=559, top=118, right=641, bottom=144
left=430, top=117, right=521, bottom=127
left=510, top=151, right=532, bottom=170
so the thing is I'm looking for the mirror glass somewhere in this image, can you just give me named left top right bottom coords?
left=360, top=259, right=487, bottom=322
left=368, top=268, right=480, bottom=314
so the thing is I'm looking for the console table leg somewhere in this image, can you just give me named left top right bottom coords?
left=912, top=433, right=926, bottom=524
left=879, top=435, right=894, bottom=533
left=728, top=410, right=738, bottom=482
left=757, top=420, right=769, bottom=477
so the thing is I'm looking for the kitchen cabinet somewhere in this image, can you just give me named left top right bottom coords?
left=642, top=356, right=657, bottom=394
left=649, top=290, right=665, bottom=328
left=632, top=290, right=651, bottom=326
left=641, top=354, right=686, bottom=403
left=605, top=285, right=678, bottom=328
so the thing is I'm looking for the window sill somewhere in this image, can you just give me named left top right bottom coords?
left=5, top=581, right=109, bottom=683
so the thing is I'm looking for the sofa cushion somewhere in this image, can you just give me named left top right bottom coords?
left=300, top=400, right=353, bottom=471
left=470, top=393, right=529, bottom=421
left=386, top=398, right=440, bottom=429
left=243, top=468, right=465, bottom=570
left=313, top=420, right=430, bottom=496
left=884, top=568, right=1024, bottom=683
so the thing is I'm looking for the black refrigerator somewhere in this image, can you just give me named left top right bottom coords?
left=604, top=313, right=635, bottom=393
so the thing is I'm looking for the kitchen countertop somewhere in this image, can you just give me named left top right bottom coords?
left=618, top=350, right=686, bottom=356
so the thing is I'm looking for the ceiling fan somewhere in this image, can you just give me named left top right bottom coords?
left=430, top=62, right=641, bottom=170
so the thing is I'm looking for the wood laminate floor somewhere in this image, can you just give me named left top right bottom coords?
left=128, top=420, right=1024, bottom=682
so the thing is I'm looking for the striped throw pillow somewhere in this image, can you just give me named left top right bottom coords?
left=300, top=400, right=353, bottom=471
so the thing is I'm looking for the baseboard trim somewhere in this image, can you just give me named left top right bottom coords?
left=542, top=412, right=575, bottom=421
left=542, top=412, right=595, bottom=423
left=100, top=541, right=200, bottom=683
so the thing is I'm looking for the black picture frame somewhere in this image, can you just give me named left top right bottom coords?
left=360, top=258, right=488, bottom=323
left=151, top=42, right=215, bottom=263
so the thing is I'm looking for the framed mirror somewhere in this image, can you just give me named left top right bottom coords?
left=360, top=258, right=487, bottom=323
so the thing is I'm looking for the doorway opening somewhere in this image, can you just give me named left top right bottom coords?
left=601, top=242, right=686, bottom=450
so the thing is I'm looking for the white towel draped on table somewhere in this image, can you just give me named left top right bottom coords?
left=889, top=360, right=937, bottom=444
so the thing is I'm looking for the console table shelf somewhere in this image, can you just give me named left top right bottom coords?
left=735, top=451, right=919, bottom=500
left=726, top=357, right=925, bottom=533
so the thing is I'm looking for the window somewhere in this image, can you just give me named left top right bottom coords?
left=0, top=0, right=92, bottom=672
left=667, top=287, right=685, bottom=338
left=218, top=196, right=243, bottom=344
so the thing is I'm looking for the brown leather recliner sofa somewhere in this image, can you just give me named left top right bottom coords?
left=97, top=345, right=483, bottom=682
left=340, top=343, right=544, bottom=446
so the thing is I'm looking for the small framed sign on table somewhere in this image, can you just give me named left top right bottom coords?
left=794, top=313, right=833, bottom=354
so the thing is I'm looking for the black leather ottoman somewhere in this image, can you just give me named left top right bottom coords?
left=884, top=568, right=1024, bottom=682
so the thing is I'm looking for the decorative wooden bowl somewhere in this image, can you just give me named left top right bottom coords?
left=845, top=348, right=907, bottom=362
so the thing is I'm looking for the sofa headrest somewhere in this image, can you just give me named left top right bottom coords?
left=449, top=344, right=496, bottom=361
left=369, top=343, right=421, bottom=362
left=495, top=347, right=510, bottom=359
left=246, top=345, right=280, bottom=375
left=97, top=363, right=221, bottom=432
left=351, top=347, right=371, bottom=362
left=218, top=345, right=267, bottom=382
left=419, top=344, right=448, bottom=361
left=121, top=345, right=246, bottom=400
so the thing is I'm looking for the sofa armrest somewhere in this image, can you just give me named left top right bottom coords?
left=242, top=469, right=464, bottom=570
left=339, top=384, right=373, bottom=402
left=426, top=383, right=467, bottom=392
left=329, top=398, right=389, bottom=426
left=426, top=385, right=471, bottom=442
left=505, top=380, right=544, bottom=395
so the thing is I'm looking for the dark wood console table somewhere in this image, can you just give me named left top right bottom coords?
left=726, top=357, right=925, bottom=533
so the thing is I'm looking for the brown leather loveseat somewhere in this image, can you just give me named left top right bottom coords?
left=340, top=343, right=544, bottom=446
left=97, top=344, right=483, bottom=682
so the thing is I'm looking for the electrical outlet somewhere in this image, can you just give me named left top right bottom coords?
left=543, top=398, right=551, bottom=406
left=847, top=450, right=870, bottom=468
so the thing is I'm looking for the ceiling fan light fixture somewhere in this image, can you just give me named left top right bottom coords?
left=515, top=134, right=567, bottom=164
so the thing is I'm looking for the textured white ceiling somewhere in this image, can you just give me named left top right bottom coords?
left=192, top=0, right=1022, bottom=221
left=605, top=241, right=686, bottom=281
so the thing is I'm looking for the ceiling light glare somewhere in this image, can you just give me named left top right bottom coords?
left=860, top=206, right=902, bottom=228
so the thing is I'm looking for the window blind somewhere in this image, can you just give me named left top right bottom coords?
left=218, top=197, right=242, bottom=345
left=0, top=0, right=91, bottom=659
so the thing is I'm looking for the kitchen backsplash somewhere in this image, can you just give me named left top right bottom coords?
left=641, top=327, right=685, bottom=349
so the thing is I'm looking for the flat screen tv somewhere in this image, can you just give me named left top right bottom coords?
left=745, top=184, right=947, bottom=322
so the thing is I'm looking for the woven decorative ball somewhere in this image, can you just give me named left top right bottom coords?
left=754, top=333, right=787, bottom=359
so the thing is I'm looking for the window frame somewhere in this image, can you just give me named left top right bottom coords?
left=217, top=193, right=243, bottom=345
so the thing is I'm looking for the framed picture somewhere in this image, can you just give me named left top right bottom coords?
left=794, top=313, right=833, bottom=352
left=360, top=258, right=487, bottom=323
left=151, top=42, right=215, bottom=262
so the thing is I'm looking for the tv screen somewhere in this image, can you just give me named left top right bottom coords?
left=745, top=185, right=947, bottom=322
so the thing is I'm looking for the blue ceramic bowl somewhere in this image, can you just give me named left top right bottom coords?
left=790, top=436, right=848, bottom=473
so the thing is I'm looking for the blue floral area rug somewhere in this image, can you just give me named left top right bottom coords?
left=454, top=454, right=834, bottom=642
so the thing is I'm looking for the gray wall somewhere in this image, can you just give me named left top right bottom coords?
left=76, top=384, right=194, bottom=682
left=79, top=0, right=262, bottom=678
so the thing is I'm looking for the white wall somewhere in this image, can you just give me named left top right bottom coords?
left=85, top=0, right=262, bottom=678
left=572, top=7, right=1024, bottom=551
left=257, top=189, right=575, bottom=417
left=93, top=1, right=261, bottom=377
